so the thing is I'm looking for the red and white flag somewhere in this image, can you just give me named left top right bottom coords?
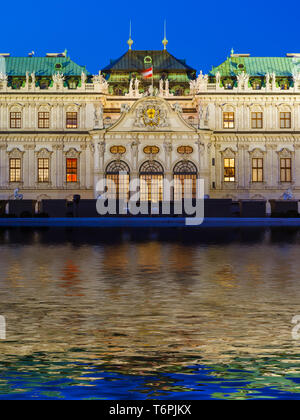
left=141, top=67, right=153, bottom=79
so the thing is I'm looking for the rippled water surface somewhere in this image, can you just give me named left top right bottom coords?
left=1, top=227, right=300, bottom=399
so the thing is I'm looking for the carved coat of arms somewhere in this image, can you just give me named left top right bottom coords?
left=134, top=101, right=168, bottom=130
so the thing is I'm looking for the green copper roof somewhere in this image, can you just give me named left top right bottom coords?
left=209, top=56, right=300, bottom=77
left=102, top=50, right=196, bottom=73
left=1, top=56, right=89, bottom=76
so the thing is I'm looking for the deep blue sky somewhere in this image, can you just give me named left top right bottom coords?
left=1, top=0, right=299, bottom=75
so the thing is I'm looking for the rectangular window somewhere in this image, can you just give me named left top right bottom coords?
left=251, top=112, right=263, bottom=129
left=224, top=158, right=235, bottom=182
left=280, top=112, right=291, bottom=129
left=66, top=158, right=77, bottom=183
left=280, top=158, right=292, bottom=182
left=9, top=158, right=21, bottom=182
left=38, top=112, right=50, bottom=129
left=10, top=112, right=21, bottom=129
left=252, top=158, right=263, bottom=182
left=38, top=158, right=49, bottom=183
left=66, top=112, right=78, bottom=129
left=223, top=112, right=235, bottom=129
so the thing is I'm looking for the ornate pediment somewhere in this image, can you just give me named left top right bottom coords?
left=134, top=100, right=169, bottom=130
left=105, top=97, right=197, bottom=133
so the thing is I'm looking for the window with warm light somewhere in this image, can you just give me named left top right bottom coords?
left=280, top=112, right=291, bottom=129
left=280, top=158, right=292, bottom=182
left=251, top=112, right=263, bottom=129
left=10, top=112, right=22, bottom=129
left=38, top=158, right=49, bottom=182
left=38, top=112, right=50, bottom=129
left=66, top=158, right=77, bottom=182
left=66, top=112, right=78, bottom=129
left=223, top=112, right=235, bottom=129
left=252, top=158, right=263, bottom=182
left=9, top=158, right=21, bottom=182
left=224, top=158, right=235, bottom=182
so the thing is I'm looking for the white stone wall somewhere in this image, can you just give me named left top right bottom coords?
left=0, top=84, right=300, bottom=201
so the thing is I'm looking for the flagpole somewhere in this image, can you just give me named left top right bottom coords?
left=152, top=57, right=154, bottom=91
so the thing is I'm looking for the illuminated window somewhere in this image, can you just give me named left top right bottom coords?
left=9, top=158, right=21, bottom=182
left=143, top=146, right=160, bottom=155
left=106, top=160, right=130, bottom=200
left=224, top=158, right=235, bottom=182
left=66, top=158, right=77, bottom=182
left=177, top=146, right=193, bottom=155
left=110, top=145, right=126, bottom=155
left=38, top=158, right=49, bottom=182
left=223, top=112, right=234, bottom=129
left=38, top=112, right=50, bottom=129
left=280, top=158, right=292, bottom=182
left=173, top=161, right=197, bottom=200
left=252, top=158, right=263, bottom=182
left=139, top=160, right=164, bottom=202
left=280, top=112, right=291, bottom=129
left=251, top=112, right=263, bottom=129
left=66, top=112, right=78, bottom=129
left=10, top=112, right=22, bottom=128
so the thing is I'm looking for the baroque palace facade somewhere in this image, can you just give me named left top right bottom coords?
left=0, top=44, right=300, bottom=202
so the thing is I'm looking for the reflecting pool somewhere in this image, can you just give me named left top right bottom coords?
left=0, top=227, right=300, bottom=399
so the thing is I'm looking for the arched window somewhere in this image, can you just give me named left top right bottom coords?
left=173, top=160, right=197, bottom=200
left=139, top=160, right=164, bottom=202
left=106, top=160, right=130, bottom=200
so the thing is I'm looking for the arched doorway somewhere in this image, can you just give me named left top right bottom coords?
left=105, top=160, right=130, bottom=200
left=173, top=160, right=197, bottom=200
left=139, top=160, right=164, bottom=202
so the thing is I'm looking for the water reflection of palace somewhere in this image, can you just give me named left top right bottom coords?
left=0, top=233, right=299, bottom=375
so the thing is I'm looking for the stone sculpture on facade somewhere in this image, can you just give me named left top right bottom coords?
left=92, top=71, right=109, bottom=93
left=271, top=72, right=276, bottom=90
left=81, top=72, right=87, bottom=86
left=125, top=78, right=142, bottom=98
left=173, top=103, right=182, bottom=113
left=237, top=71, right=249, bottom=90
left=31, top=72, right=36, bottom=87
left=52, top=72, right=65, bottom=89
left=94, top=103, right=103, bottom=129
left=196, top=71, right=208, bottom=91
left=14, top=188, right=23, bottom=200
left=265, top=73, right=270, bottom=90
left=121, top=103, right=131, bottom=113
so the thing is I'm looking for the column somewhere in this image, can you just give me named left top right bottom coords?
left=23, top=144, right=35, bottom=188
left=0, top=144, right=7, bottom=187
left=53, top=143, right=64, bottom=188
left=294, top=144, right=300, bottom=188
left=80, top=144, right=87, bottom=188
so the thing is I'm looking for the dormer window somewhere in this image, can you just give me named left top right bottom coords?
left=40, top=78, right=50, bottom=89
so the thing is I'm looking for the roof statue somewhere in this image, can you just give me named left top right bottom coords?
left=92, top=71, right=108, bottom=93
left=0, top=72, right=7, bottom=82
left=237, top=71, right=249, bottom=90
left=81, top=71, right=87, bottom=85
left=52, top=72, right=65, bottom=84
